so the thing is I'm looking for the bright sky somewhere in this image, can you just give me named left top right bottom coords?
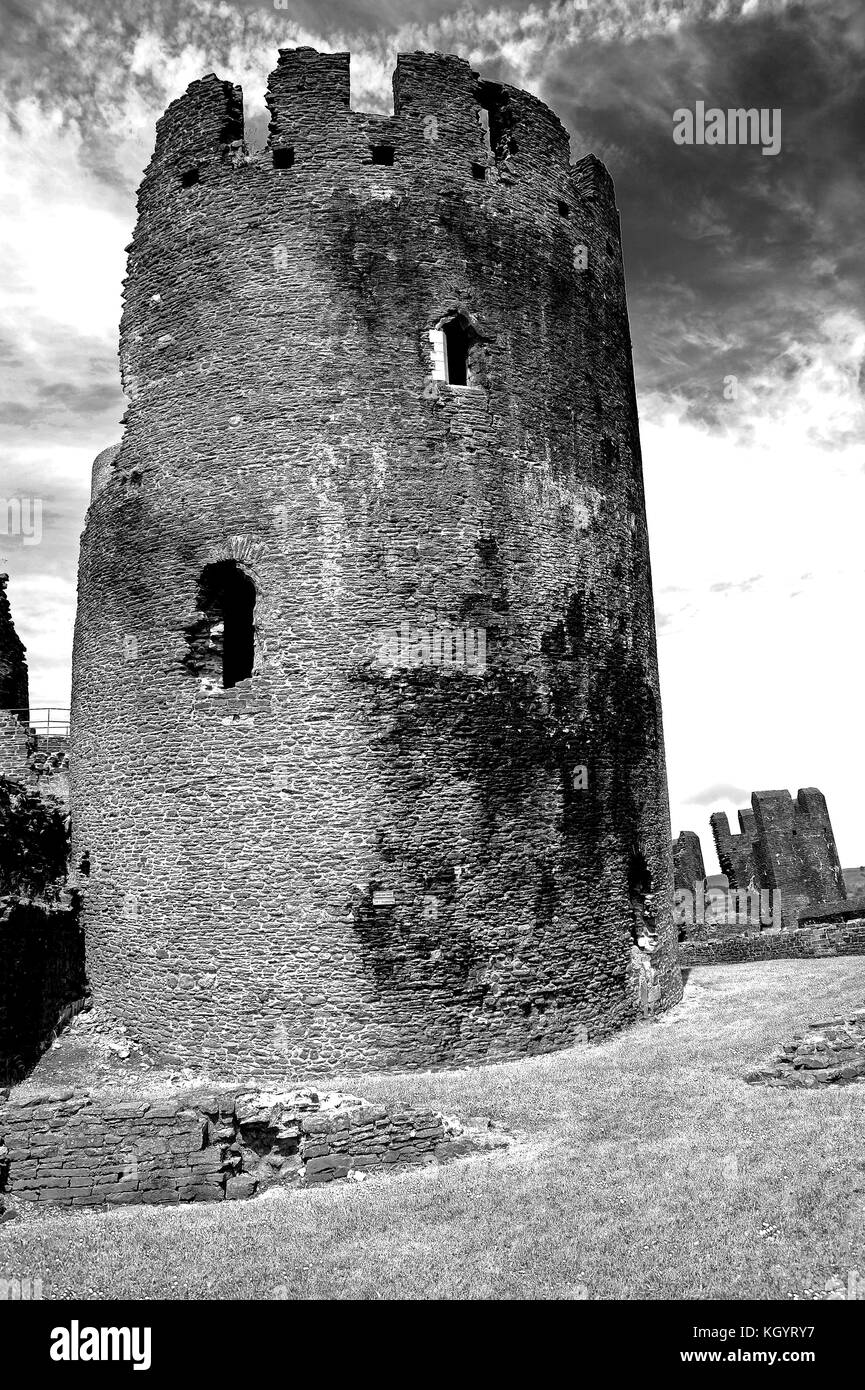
left=1, top=0, right=863, bottom=870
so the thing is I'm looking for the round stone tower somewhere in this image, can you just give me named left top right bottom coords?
left=71, top=48, right=682, bottom=1075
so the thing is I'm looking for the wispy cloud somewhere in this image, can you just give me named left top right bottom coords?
left=685, top=784, right=751, bottom=806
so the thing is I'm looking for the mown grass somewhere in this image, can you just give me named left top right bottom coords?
left=2, top=958, right=863, bottom=1300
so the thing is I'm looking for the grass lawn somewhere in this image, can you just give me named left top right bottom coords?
left=1, top=957, right=863, bottom=1300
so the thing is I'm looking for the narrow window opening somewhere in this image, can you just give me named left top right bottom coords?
left=180, top=167, right=200, bottom=188
left=443, top=317, right=470, bottom=386
left=472, top=163, right=487, bottom=181
left=427, top=313, right=480, bottom=388
left=558, top=200, right=570, bottom=218
left=628, top=850, right=656, bottom=944
left=273, top=147, right=295, bottom=169
left=477, top=81, right=517, bottom=172
left=184, top=560, right=256, bottom=689
left=370, top=145, right=394, bottom=165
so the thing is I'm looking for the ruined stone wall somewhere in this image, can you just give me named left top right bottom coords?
left=0, top=577, right=67, bottom=804
left=673, top=830, right=705, bottom=891
left=0, top=1086, right=463, bottom=1206
left=0, top=576, right=28, bottom=720
left=679, top=919, right=865, bottom=967
left=0, top=907, right=87, bottom=1085
left=71, top=48, right=681, bottom=1075
left=744, top=1006, right=865, bottom=1088
left=0, top=711, right=30, bottom=784
left=0, top=723, right=69, bottom=808
left=753, top=789, right=846, bottom=930
left=710, top=808, right=761, bottom=889
left=25, top=738, right=70, bottom=809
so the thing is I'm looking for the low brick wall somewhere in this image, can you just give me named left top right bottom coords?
left=0, top=1087, right=464, bottom=1207
left=0, top=906, right=88, bottom=1085
left=679, top=920, right=865, bottom=967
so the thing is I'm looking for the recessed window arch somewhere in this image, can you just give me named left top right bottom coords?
left=184, top=560, right=256, bottom=689
left=427, top=312, right=478, bottom=387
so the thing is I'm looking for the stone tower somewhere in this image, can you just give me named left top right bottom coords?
left=71, top=49, right=681, bottom=1075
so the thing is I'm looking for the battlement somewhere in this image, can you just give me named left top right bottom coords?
left=138, top=48, right=594, bottom=200
left=753, top=787, right=830, bottom=823
left=120, top=47, right=628, bottom=442
left=710, top=807, right=762, bottom=889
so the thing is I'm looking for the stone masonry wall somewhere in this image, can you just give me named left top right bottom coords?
left=673, top=831, right=705, bottom=891
left=744, top=1005, right=865, bottom=1089
left=753, top=789, right=847, bottom=929
left=0, top=1087, right=464, bottom=1206
left=0, top=710, right=30, bottom=785
left=679, top=919, right=865, bottom=967
left=70, top=48, right=681, bottom=1075
left=0, top=576, right=28, bottom=719
left=710, top=807, right=762, bottom=890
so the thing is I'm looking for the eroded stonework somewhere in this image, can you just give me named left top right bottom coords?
left=744, top=1005, right=865, bottom=1088
left=71, top=48, right=681, bottom=1074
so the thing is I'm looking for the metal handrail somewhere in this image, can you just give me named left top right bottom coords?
left=4, top=707, right=70, bottom=740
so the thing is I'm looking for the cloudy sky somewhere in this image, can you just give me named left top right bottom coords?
left=1, top=0, right=862, bottom=869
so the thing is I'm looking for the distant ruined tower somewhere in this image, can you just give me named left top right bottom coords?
left=71, top=49, right=681, bottom=1075
left=712, top=789, right=846, bottom=930
left=673, top=831, right=705, bottom=892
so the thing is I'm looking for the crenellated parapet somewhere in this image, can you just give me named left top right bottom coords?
left=118, top=48, right=634, bottom=497
left=710, top=808, right=762, bottom=889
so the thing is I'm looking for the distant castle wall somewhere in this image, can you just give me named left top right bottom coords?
left=679, top=917, right=865, bottom=967
left=710, top=789, right=846, bottom=930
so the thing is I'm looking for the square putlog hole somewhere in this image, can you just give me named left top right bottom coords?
left=370, top=145, right=395, bottom=165
left=273, top=147, right=295, bottom=169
